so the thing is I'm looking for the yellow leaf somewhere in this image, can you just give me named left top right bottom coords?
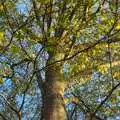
left=0, top=5, right=3, bottom=10
left=0, top=32, right=4, bottom=38
left=101, top=16, right=107, bottom=21
left=111, top=98, right=116, bottom=104
left=116, top=21, right=120, bottom=30
left=0, top=78, right=4, bottom=84
left=110, top=19, right=114, bottom=24
left=64, top=96, right=79, bottom=104
left=116, top=24, right=120, bottom=30
left=0, top=32, right=4, bottom=45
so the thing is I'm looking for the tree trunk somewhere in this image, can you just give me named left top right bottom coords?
left=43, top=81, right=66, bottom=120
left=43, top=60, right=66, bottom=120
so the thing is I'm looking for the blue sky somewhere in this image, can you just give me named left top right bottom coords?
left=16, top=0, right=31, bottom=14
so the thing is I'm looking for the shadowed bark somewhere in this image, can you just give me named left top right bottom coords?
left=43, top=56, right=66, bottom=120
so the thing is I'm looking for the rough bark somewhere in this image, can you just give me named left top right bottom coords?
left=43, top=58, right=66, bottom=120
left=43, top=81, right=66, bottom=120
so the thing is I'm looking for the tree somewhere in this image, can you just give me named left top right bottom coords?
left=0, top=0, right=120, bottom=120
left=65, top=72, right=120, bottom=119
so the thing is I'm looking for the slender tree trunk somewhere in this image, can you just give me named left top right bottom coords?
left=43, top=60, right=66, bottom=120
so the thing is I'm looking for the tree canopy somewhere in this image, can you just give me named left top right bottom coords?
left=0, top=0, right=120, bottom=120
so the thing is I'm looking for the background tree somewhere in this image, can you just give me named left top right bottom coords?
left=0, top=0, right=120, bottom=120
